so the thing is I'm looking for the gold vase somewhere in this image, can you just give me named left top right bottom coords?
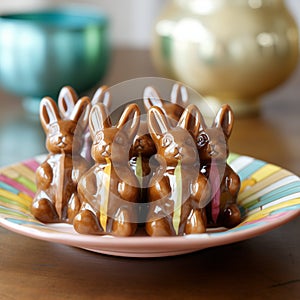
left=152, top=0, right=299, bottom=116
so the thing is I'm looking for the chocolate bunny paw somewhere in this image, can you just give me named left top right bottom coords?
left=221, top=203, right=241, bottom=228
left=31, top=198, right=59, bottom=223
left=73, top=208, right=104, bottom=235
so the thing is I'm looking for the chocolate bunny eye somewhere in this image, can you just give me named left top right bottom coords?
left=162, top=134, right=173, bottom=147
left=197, top=133, right=209, bottom=147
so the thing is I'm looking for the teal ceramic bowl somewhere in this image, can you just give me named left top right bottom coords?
left=0, top=7, right=110, bottom=113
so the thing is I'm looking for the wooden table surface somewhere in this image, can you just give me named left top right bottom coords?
left=0, top=48, right=299, bottom=299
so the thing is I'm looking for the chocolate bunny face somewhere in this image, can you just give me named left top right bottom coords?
left=40, top=95, right=90, bottom=155
left=130, top=118, right=156, bottom=158
left=148, top=105, right=199, bottom=167
left=89, top=103, right=140, bottom=164
left=196, top=105, right=234, bottom=162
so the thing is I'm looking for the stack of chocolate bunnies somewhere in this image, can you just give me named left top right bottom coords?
left=31, top=84, right=241, bottom=237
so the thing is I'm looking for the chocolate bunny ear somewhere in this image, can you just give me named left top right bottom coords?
left=40, top=97, right=61, bottom=133
left=70, top=96, right=91, bottom=130
left=58, top=86, right=78, bottom=118
left=148, top=106, right=171, bottom=142
left=143, top=86, right=164, bottom=111
left=117, top=103, right=140, bottom=141
left=213, top=104, right=234, bottom=138
left=91, top=85, right=111, bottom=110
left=170, top=83, right=188, bottom=107
left=177, top=104, right=205, bottom=138
left=89, top=103, right=112, bottom=139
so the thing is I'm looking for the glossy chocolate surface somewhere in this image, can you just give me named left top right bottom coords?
left=146, top=105, right=211, bottom=236
left=73, top=103, right=140, bottom=236
left=31, top=87, right=91, bottom=223
left=32, top=84, right=241, bottom=235
left=129, top=84, right=189, bottom=205
left=196, top=104, right=241, bottom=228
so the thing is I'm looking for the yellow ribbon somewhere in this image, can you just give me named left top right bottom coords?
left=173, top=160, right=182, bottom=235
left=135, top=153, right=143, bottom=188
left=100, top=158, right=111, bottom=231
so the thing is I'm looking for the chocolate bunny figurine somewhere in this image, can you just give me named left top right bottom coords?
left=129, top=115, right=157, bottom=224
left=31, top=94, right=91, bottom=224
left=73, top=103, right=140, bottom=236
left=146, top=105, right=211, bottom=236
left=129, top=83, right=189, bottom=199
left=196, top=104, right=241, bottom=228
left=129, top=114, right=157, bottom=201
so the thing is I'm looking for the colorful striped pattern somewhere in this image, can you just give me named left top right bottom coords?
left=172, top=160, right=182, bottom=235
left=0, top=159, right=39, bottom=225
left=100, top=159, right=111, bottom=232
left=228, top=153, right=300, bottom=233
left=0, top=154, right=299, bottom=238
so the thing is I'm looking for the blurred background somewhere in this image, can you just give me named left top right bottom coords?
left=0, top=0, right=166, bottom=48
left=0, top=0, right=299, bottom=48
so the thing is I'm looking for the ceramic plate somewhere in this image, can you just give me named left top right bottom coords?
left=0, top=153, right=299, bottom=257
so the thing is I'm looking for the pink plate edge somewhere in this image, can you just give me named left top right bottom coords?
left=0, top=209, right=299, bottom=258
